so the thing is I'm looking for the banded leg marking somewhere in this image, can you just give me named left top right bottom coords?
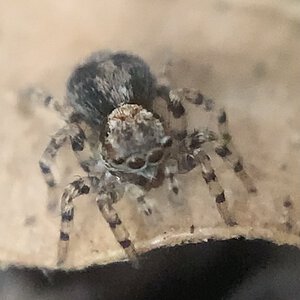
left=136, top=195, right=153, bottom=216
left=156, top=85, right=187, bottom=141
left=282, top=196, right=295, bottom=232
left=96, top=190, right=138, bottom=266
left=18, top=86, right=68, bottom=117
left=216, top=109, right=257, bottom=194
left=57, top=177, right=93, bottom=266
left=165, top=159, right=183, bottom=205
left=39, top=126, right=69, bottom=188
left=194, top=149, right=237, bottom=226
left=39, top=124, right=88, bottom=210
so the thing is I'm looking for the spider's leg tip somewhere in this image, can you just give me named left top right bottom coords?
left=248, top=186, right=258, bottom=194
left=131, top=258, right=140, bottom=269
left=56, top=259, right=65, bottom=268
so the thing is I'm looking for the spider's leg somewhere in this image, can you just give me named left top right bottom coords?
left=126, top=185, right=154, bottom=217
left=193, top=148, right=237, bottom=226
left=39, top=124, right=88, bottom=211
left=57, top=176, right=97, bottom=266
left=18, top=86, right=70, bottom=118
left=164, top=159, right=184, bottom=205
left=156, top=85, right=187, bottom=141
left=39, top=126, right=69, bottom=190
left=282, top=196, right=295, bottom=233
left=215, top=109, right=257, bottom=193
left=167, top=88, right=257, bottom=194
left=96, top=188, right=138, bottom=267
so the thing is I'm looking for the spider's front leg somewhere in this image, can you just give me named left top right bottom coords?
left=165, top=87, right=257, bottom=194
left=193, top=149, right=237, bottom=226
left=57, top=176, right=99, bottom=266
left=39, top=123, right=87, bottom=211
left=96, top=187, right=138, bottom=267
left=215, top=109, right=257, bottom=193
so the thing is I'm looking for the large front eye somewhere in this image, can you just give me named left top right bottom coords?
left=112, top=157, right=125, bottom=165
left=147, top=149, right=164, bottom=164
left=127, top=157, right=146, bottom=169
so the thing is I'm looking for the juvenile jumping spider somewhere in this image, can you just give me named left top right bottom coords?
left=31, top=50, right=256, bottom=266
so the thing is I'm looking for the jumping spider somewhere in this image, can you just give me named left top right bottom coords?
left=32, top=50, right=256, bottom=266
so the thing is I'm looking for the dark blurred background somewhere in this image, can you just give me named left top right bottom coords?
left=1, top=239, right=300, bottom=300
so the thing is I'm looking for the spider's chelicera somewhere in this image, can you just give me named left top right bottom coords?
left=29, top=50, right=257, bottom=266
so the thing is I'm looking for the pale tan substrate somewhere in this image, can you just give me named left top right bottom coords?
left=1, top=0, right=300, bottom=270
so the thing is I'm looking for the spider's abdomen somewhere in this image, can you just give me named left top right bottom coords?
left=67, top=51, right=157, bottom=126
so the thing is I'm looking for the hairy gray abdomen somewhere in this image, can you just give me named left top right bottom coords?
left=67, top=51, right=157, bottom=126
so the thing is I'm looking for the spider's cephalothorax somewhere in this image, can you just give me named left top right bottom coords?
left=32, top=50, right=257, bottom=267
left=102, top=104, right=171, bottom=181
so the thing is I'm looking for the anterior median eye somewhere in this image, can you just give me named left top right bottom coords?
left=112, top=157, right=125, bottom=165
left=127, top=157, right=145, bottom=169
left=147, top=149, right=164, bottom=164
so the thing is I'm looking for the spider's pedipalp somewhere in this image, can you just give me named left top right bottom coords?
left=126, top=184, right=154, bottom=217
left=164, top=159, right=184, bottom=205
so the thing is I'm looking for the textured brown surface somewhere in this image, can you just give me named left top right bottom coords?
left=1, top=0, right=300, bottom=270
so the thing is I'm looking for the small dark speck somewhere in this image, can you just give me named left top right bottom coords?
left=283, top=197, right=292, bottom=208
left=24, top=215, right=36, bottom=226
left=285, top=222, right=293, bottom=231
left=279, top=163, right=287, bottom=171
left=190, top=225, right=195, bottom=234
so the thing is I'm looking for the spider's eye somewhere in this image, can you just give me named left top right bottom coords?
left=147, top=149, right=164, bottom=164
left=127, top=157, right=146, bottom=169
left=112, top=157, right=125, bottom=165
left=161, top=136, right=173, bottom=148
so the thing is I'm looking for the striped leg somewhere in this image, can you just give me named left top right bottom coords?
left=194, top=149, right=237, bottom=226
left=39, top=124, right=87, bottom=210
left=282, top=196, right=294, bottom=232
left=18, top=86, right=70, bottom=118
left=215, top=109, right=257, bottom=193
left=165, top=159, right=184, bottom=205
left=57, top=177, right=96, bottom=266
left=96, top=189, right=138, bottom=267
left=156, top=85, right=187, bottom=141
left=166, top=88, right=257, bottom=194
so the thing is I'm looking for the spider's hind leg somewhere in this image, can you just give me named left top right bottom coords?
left=18, top=86, right=68, bottom=117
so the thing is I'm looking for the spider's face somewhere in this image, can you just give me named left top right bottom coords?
left=102, top=104, right=172, bottom=179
